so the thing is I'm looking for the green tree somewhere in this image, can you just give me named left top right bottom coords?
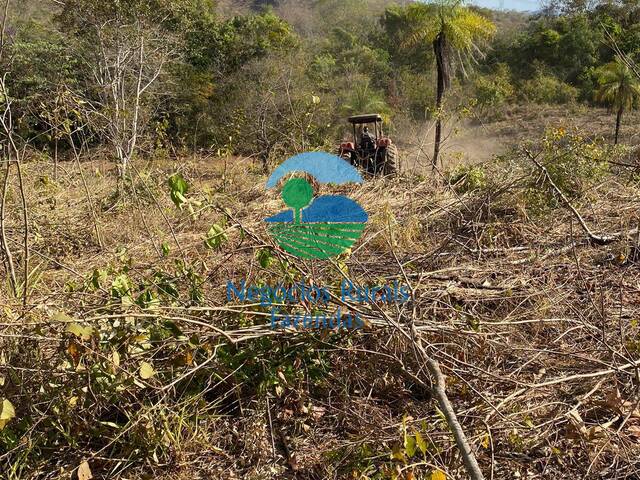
left=3, top=21, right=77, bottom=144
left=168, top=10, right=295, bottom=150
left=595, top=57, right=640, bottom=144
left=473, top=63, right=514, bottom=110
left=404, top=0, right=495, bottom=168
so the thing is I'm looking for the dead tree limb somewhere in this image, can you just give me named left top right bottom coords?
left=524, top=148, right=616, bottom=245
left=412, top=326, right=486, bottom=480
left=0, top=77, right=30, bottom=305
left=390, top=244, right=486, bottom=480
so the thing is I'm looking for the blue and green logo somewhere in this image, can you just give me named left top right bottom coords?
left=265, top=152, right=368, bottom=259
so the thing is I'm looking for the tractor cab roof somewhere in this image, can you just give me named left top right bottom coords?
left=347, top=114, right=383, bottom=124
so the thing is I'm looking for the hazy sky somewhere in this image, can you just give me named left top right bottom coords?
left=469, top=0, right=541, bottom=11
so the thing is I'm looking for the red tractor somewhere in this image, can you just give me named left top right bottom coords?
left=337, top=114, right=398, bottom=175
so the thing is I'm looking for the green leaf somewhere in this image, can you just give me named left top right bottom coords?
left=136, top=289, right=160, bottom=310
left=139, top=361, right=155, bottom=380
left=405, top=434, right=417, bottom=458
left=0, top=399, right=16, bottom=430
left=161, top=242, right=170, bottom=257
left=66, top=323, right=94, bottom=341
left=111, top=274, right=131, bottom=298
left=168, top=173, right=188, bottom=195
left=204, top=224, right=228, bottom=250
left=256, top=248, right=274, bottom=268
left=90, top=269, right=107, bottom=290
left=415, top=430, right=428, bottom=455
left=390, top=443, right=405, bottom=462
left=168, top=173, right=189, bottom=208
left=163, top=320, right=184, bottom=338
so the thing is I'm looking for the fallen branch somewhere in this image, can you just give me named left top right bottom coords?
left=525, top=148, right=617, bottom=245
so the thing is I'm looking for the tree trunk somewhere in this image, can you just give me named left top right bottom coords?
left=432, top=32, right=450, bottom=171
left=615, top=105, right=623, bottom=145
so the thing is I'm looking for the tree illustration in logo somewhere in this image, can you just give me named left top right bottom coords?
left=281, top=178, right=313, bottom=224
left=265, top=153, right=368, bottom=259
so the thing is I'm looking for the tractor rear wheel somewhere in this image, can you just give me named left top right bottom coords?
left=382, top=144, right=398, bottom=176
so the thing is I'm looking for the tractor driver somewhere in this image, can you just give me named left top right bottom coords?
left=360, top=126, right=375, bottom=151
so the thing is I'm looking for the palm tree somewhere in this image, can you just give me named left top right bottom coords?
left=405, top=1, right=495, bottom=169
left=595, top=57, right=640, bottom=145
left=342, top=78, right=389, bottom=117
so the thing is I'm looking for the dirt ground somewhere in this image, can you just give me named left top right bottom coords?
left=397, top=104, right=640, bottom=173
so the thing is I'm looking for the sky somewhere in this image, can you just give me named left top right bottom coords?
left=469, top=0, right=541, bottom=11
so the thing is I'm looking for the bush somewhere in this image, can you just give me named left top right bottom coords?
left=537, top=128, right=609, bottom=198
left=519, top=73, right=578, bottom=104
left=502, top=128, right=612, bottom=215
left=473, top=63, right=514, bottom=109
left=395, top=69, right=435, bottom=120
left=448, top=164, right=488, bottom=193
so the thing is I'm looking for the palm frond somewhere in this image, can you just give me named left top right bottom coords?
left=401, top=1, right=495, bottom=75
left=594, top=56, right=640, bottom=110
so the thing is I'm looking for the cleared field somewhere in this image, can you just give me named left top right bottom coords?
left=3, top=123, right=640, bottom=477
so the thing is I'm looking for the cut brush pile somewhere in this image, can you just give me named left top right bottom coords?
left=2, top=129, right=640, bottom=479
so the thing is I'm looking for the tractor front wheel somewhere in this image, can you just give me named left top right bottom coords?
left=337, top=148, right=357, bottom=168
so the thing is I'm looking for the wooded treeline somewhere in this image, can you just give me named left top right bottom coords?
left=5, top=0, right=640, bottom=170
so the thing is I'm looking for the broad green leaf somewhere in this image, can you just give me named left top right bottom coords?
left=168, top=173, right=189, bottom=208
left=66, top=323, right=94, bottom=341
left=161, top=242, right=170, bottom=257
left=405, top=434, right=417, bottom=458
left=415, top=430, right=428, bottom=455
left=0, top=399, right=16, bottom=430
left=139, top=361, right=155, bottom=379
left=204, top=224, right=228, bottom=250
left=168, top=173, right=188, bottom=194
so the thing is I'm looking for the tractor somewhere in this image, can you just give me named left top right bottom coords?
left=337, top=114, right=398, bottom=176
